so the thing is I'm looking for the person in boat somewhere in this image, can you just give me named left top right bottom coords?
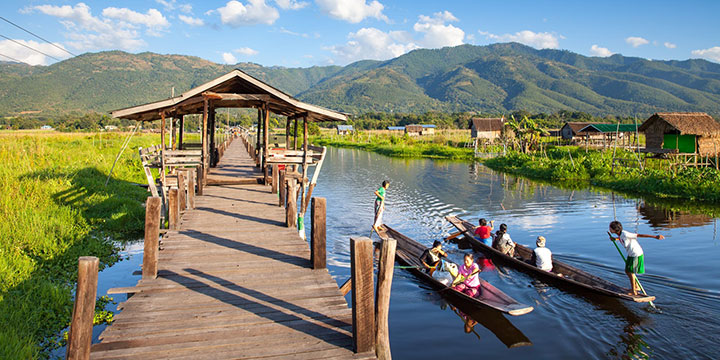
left=372, top=180, right=390, bottom=233
left=608, top=220, right=664, bottom=296
left=420, top=240, right=448, bottom=275
left=474, top=218, right=494, bottom=246
left=453, top=253, right=481, bottom=297
left=532, top=236, right=553, bottom=272
left=492, top=223, right=515, bottom=256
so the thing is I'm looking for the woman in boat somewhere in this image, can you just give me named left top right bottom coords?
left=492, top=223, right=515, bottom=256
left=419, top=240, right=447, bottom=275
left=609, top=220, right=664, bottom=296
left=532, top=236, right=553, bottom=272
left=372, top=180, right=390, bottom=233
left=474, top=218, right=494, bottom=246
left=453, top=253, right=481, bottom=297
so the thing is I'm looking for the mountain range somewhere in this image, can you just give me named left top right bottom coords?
left=2, top=42, right=720, bottom=117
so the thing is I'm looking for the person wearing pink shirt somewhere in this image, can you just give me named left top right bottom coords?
left=453, top=253, right=481, bottom=297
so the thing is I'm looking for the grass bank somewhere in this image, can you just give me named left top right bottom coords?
left=484, top=146, right=720, bottom=203
left=313, top=131, right=476, bottom=160
left=0, top=131, right=158, bottom=358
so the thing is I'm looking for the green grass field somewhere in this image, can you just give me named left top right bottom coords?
left=0, top=131, right=159, bottom=358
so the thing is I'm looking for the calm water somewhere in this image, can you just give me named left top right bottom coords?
left=306, top=147, right=720, bottom=360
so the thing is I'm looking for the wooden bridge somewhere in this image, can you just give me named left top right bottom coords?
left=67, top=139, right=381, bottom=359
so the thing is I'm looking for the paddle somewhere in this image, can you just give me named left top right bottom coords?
left=607, top=231, right=657, bottom=310
left=445, top=231, right=463, bottom=241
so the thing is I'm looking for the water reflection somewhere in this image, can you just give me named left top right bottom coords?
left=638, top=201, right=713, bottom=229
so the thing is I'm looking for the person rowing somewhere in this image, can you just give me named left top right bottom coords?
left=608, top=221, right=664, bottom=297
left=372, top=180, right=390, bottom=234
left=419, top=240, right=447, bottom=275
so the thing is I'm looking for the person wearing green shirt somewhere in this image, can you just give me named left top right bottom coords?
left=373, top=180, right=390, bottom=233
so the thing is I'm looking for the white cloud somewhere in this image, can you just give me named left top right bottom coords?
left=101, top=7, right=170, bottom=33
left=479, top=29, right=560, bottom=49
left=328, top=27, right=418, bottom=63
left=179, top=14, right=204, bottom=26
left=0, top=39, right=70, bottom=65
left=234, top=47, right=259, bottom=55
left=664, top=42, right=677, bottom=49
left=278, top=27, right=309, bottom=37
left=217, top=0, right=279, bottom=26
left=31, top=3, right=152, bottom=51
left=315, top=0, right=388, bottom=23
left=590, top=44, right=613, bottom=57
left=625, top=36, right=649, bottom=48
left=155, top=0, right=193, bottom=13
left=413, top=11, right=464, bottom=48
left=222, top=52, right=237, bottom=63
left=691, top=46, right=720, bottom=63
left=275, top=0, right=309, bottom=10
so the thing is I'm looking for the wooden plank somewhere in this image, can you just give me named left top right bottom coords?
left=350, top=237, right=375, bottom=354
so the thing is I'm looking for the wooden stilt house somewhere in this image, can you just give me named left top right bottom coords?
left=638, top=112, right=720, bottom=156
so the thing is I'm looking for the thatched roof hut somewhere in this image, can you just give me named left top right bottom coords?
left=638, top=112, right=720, bottom=155
left=560, top=122, right=594, bottom=140
left=469, top=117, right=504, bottom=139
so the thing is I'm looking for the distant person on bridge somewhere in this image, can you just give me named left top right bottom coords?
left=372, top=180, right=390, bottom=233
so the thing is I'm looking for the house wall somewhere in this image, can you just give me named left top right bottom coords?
left=644, top=121, right=675, bottom=150
left=422, top=128, right=435, bottom=135
left=699, top=136, right=720, bottom=156
left=473, top=130, right=500, bottom=139
left=560, top=125, right=574, bottom=139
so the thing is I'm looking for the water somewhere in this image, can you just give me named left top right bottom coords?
left=307, top=147, right=720, bottom=360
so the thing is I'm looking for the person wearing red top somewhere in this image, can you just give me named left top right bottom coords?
left=473, top=218, right=494, bottom=246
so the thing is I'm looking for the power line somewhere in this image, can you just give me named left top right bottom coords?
left=0, top=33, right=63, bottom=62
left=0, top=16, right=77, bottom=57
left=0, top=52, right=30, bottom=64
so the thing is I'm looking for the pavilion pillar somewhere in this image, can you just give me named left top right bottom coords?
left=170, top=116, right=176, bottom=150
left=256, top=108, right=262, bottom=166
left=160, top=111, right=166, bottom=183
left=178, top=115, right=184, bottom=150
left=300, top=117, right=309, bottom=221
left=209, top=107, right=217, bottom=167
left=201, top=98, right=209, bottom=191
left=263, top=103, right=270, bottom=184
left=294, top=117, right=299, bottom=150
left=286, top=117, right=291, bottom=149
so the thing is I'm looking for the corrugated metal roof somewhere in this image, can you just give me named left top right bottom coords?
left=337, top=125, right=354, bottom=131
left=580, top=124, right=639, bottom=133
left=388, top=126, right=405, bottom=130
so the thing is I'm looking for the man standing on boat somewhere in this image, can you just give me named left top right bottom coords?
left=373, top=180, right=390, bottom=234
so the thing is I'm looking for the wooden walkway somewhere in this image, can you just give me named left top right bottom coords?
left=92, top=140, right=374, bottom=359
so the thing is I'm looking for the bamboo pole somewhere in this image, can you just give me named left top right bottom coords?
left=65, top=256, right=99, bottom=360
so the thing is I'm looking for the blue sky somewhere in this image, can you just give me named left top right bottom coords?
left=1, top=0, right=719, bottom=67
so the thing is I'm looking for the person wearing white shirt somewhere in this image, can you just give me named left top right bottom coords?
left=533, top=236, right=553, bottom=272
left=609, top=221, right=664, bottom=296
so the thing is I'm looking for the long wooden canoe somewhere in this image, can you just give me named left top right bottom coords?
left=379, top=225, right=534, bottom=316
left=445, top=215, right=655, bottom=303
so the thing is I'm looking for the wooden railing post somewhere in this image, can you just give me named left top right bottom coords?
left=66, top=256, right=99, bottom=360
left=351, top=237, right=375, bottom=354
left=271, top=164, right=279, bottom=194
left=311, top=197, right=326, bottom=269
left=187, top=169, right=196, bottom=209
left=168, top=188, right=179, bottom=230
left=143, top=197, right=161, bottom=279
left=286, top=179, right=297, bottom=228
left=177, top=172, right=186, bottom=211
left=278, top=170, right=286, bottom=207
left=376, top=238, right=396, bottom=360
left=196, top=166, right=204, bottom=196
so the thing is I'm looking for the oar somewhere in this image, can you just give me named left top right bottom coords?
left=607, top=232, right=657, bottom=310
left=445, top=231, right=463, bottom=241
left=395, top=265, right=424, bottom=269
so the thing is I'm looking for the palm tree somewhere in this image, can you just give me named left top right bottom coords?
left=504, top=115, right=548, bottom=153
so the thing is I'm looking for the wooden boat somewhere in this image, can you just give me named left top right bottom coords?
left=445, top=215, right=655, bottom=303
left=379, top=225, right=534, bottom=316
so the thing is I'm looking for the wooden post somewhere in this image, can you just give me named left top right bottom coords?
left=351, top=237, right=375, bottom=354
left=375, top=238, right=396, bottom=360
left=300, top=117, right=308, bottom=214
left=201, top=98, right=209, bottom=182
left=160, top=111, right=166, bottom=184
left=286, top=179, right=297, bottom=228
left=196, top=166, right=203, bottom=196
left=278, top=170, right=286, bottom=207
left=65, top=256, right=99, bottom=360
left=271, top=164, right=279, bottom=194
left=294, top=117, right=299, bottom=150
left=187, top=169, right=196, bottom=209
left=143, top=197, right=161, bottom=279
left=168, top=188, right=179, bottom=230
left=256, top=108, right=262, bottom=166
left=178, top=115, right=184, bottom=150
left=311, top=197, right=326, bottom=270
left=177, top=172, right=186, bottom=211
left=263, top=104, right=270, bottom=184
left=286, top=117, right=291, bottom=149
